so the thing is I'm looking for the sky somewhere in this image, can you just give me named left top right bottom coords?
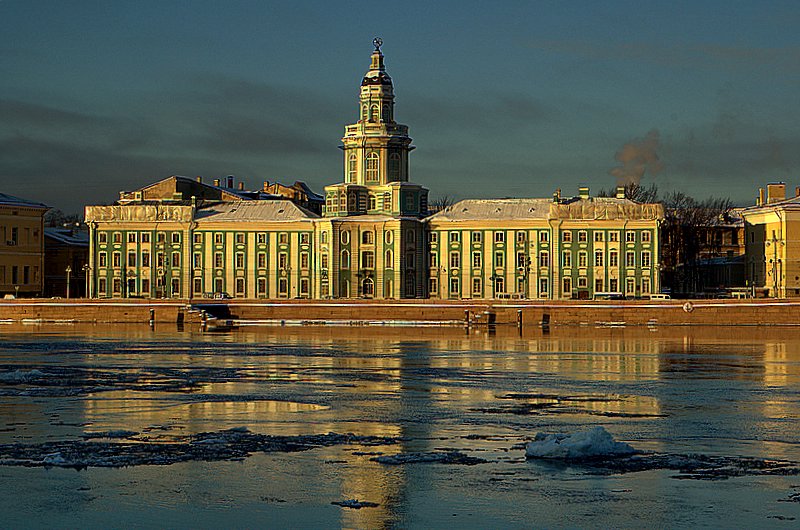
left=2, top=1, right=800, bottom=214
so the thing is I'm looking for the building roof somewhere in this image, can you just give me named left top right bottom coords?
left=741, top=195, right=800, bottom=214
left=426, top=196, right=664, bottom=222
left=194, top=200, right=320, bottom=222
left=0, top=192, right=48, bottom=209
left=44, top=227, right=89, bottom=246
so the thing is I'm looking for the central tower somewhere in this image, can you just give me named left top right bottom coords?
left=324, top=39, right=427, bottom=217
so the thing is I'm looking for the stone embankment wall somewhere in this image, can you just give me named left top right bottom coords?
left=0, top=299, right=799, bottom=327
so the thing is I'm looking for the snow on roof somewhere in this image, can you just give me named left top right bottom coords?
left=427, top=197, right=663, bottom=222
left=194, top=200, right=320, bottom=222
left=44, top=227, right=89, bottom=246
left=0, top=193, right=48, bottom=209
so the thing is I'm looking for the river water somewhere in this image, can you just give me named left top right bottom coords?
left=1, top=323, right=800, bottom=528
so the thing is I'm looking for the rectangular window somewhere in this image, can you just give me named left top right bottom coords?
left=642, top=231, right=651, bottom=243
left=641, top=251, right=651, bottom=268
left=214, top=252, right=224, bottom=268
left=142, top=251, right=150, bottom=268
left=257, top=233, right=267, bottom=245
left=128, top=232, right=137, bottom=243
left=594, top=232, right=603, bottom=242
left=321, top=253, right=329, bottom=269
left=562, top=231, right=572, bottom=243
left=449, top=232, right=460, bottom=243
left=471, top=231, right=482, bottom=243
left=127, top=252, right=136, bottom=267
left=361, top=251, right=374, bottom=269
left=429, top=252, right=438, bottom=267
left=516, top=231, right=526, bottom=243
left=300, top=233, right=310, bottom=245
left=494, top=251, right=504, bottom=267
left=193, top=252, right=202, bottom=268
left=494, top=232, right=505, bottom=243
left=609, top=232, right=618, bottom=242
left=279, top=233, right=289, bottom=244
left=257, top=278, right=267, bottom=295
left=99, top=252, right=108, bottom=267
left=157, top=252, right=164, bottom=267
left=98, top=278, right=107, bottom=294
left=113, top=278, right=121, bottom=294
left=236, top=233, right=245, bottom=244
left=141, top=232, right=150, bottom=243
left=193, top=233, right=202, bottom=244
left=278, top=278, right=288, bottom=296
left=609, top=251, right=618, bottom=267
left=156, top=232, right=165, bottom=243
left=578, top=231, right=587, bottom=243
left=472, top=277, right=482, bottom=296
left=429, top=232, right=438, bottom=243
left=562, top=277, right=572, bottom=295
left=562, top=251, right=571, bottom=268
left=171, top=233, right=180, bottom=244
left=258, top=252, right=266, bottom=269
left=299, top=278, right=309, bottom=296
left=98, top=232, right=108, bottom=244
left=626, top=231, right=636, bottom=243
left=236, top=252, right=245, bottom=269
left=214, top=233, right=224, bottom=244
left=171, top=252, right=180, bottom=267
left=595, top=278, right=603, bottom=292
left=236, top=278, right=245, bottom=296
left=594, top=251, right=603, bottom=267
left=112, top=252, right=121, bottom=268
left=449, top=277, right=460, bottom=295
left=626, top=278, right=636, bottom=294
left=141, top=279, right=150, bottom=295
left=539, top=278, right=549, bottom=295
left=539, top=251, right=549, bottom=268
left=279, top=252, right=288, bottom=269
left=429, top=277, right=439, bottom=295
left=642, top=278, right=651, bottom=294
left=494, top=276, right=505, bottom=295
left=193, top=278, right=202, bottom=295
left=626, top=251, right=635, bottom=267
left=450, top=251, right=460, bottom=269
left=516, top=252, right=526, bottom=268
left=578, top=276, right=587, bottom=288
left=405, top=253, right=415, bottom=268
left=578, top=251, right=587, bottom=268
left=113, top=232, right=122, bottom=243
left=539, top=231, right=549, bottom=243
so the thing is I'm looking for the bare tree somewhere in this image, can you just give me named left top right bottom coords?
left=428, top=195, right=457, bottom=213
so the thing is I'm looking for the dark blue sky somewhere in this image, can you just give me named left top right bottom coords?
left=2, top=1, right=799, bottom=213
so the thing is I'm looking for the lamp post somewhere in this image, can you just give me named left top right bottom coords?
left=65, top=266, right=72, bottom=299
left=82, top=264, right=90, bottom=299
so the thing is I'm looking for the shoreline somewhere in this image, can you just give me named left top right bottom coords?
left=0, top=298, right=798, bottom=327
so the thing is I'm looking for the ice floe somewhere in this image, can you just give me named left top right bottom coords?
left=331, top=499, right=380, bottom=509
left=525, top=426, right=636, bottom=460
left=372, top=451, right=486, bottom=465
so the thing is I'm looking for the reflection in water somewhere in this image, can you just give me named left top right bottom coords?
left=1, top=323, right=800, bottom=527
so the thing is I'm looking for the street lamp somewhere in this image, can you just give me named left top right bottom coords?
left=65, top=266, right=72, bottom=299
left=82, top=264, right=91, bottom=299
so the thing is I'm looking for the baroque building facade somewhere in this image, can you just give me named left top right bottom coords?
left=0, top=193, right=48, bottom=297
left=85, top=42, right=663, bottom=300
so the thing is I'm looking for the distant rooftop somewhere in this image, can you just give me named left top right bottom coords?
left=0, top=192, right=48, bottom=209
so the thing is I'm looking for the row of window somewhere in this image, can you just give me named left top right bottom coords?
left=0, top=264, right=39, bottom=285
left=98, top=232, right=315, bottom=246
left=1, top=226, right=38, bottom=246
left=97, top=275, right=314, bottom=299
left=432, top=249, right=652, bottom=270
left=430, top=230, right=653, bottom=245
left=430, top=275, right=653, bottom=298
left=344, top=152, right=402, bottom=183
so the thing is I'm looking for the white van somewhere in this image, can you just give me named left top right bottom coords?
left=648, top=294, right=671, bottom=300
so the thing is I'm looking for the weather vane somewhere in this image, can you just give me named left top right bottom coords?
left=373, top=37, right=383, bottom=51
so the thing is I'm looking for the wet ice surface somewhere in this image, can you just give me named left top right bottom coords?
left=2, top=324, right=800, bottom=528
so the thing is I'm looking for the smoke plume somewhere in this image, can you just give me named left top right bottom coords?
left=609, top=129, right=664, bottom=186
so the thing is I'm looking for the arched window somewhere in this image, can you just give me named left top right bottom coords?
left=361, top=104, right=368, bottom=121
left=365, top=152, right=379, bottom=182
left=363, top=277, right=374, bottom=297
left=385, top=249, right=393, bottom=268
left=369, top=104, right=379, bottom=121
left=369, top=194, right=376, bottom=210
left=348, top=192, right=357, bottom=211
left=341, top=249, right=350, bottom=268
left=383, top=104, right=391, bottom=122
left=388, top=153, right=401, bottom=181
left=347, top=154, right=357, bottom=182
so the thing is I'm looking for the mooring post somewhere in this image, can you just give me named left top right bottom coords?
left=517, top=309, right=523, bottom=333
left=149, top=308, right=155, bottom=327
left=464, top=309, right=470, bottom=328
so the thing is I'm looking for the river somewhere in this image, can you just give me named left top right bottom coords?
left=1, top=323, right=799, bottom=528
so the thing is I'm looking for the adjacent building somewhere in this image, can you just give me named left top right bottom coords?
left=0, top=193, right=48, bottom=297
left=741, top=182, right=800, bottom=298
left=85, top=42, right=664, bottom=300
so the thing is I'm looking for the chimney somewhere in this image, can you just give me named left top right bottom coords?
left=238, top=181, right=245, bottom=191
left=213, top=179, right=221, bottom=187
left=552, top=188, right=561, bottom=203
left=195, top=176, right=202, bottom=183
left=758, top=187, right=764, bottom=206
left=795, top=186, right=799, bottom=198
left=767, top=182, right=786, bottom=204
left=263, top=181, right=270, bottom=192
left=227, top=176, right=234, bottom=188
left=579, top=186, right=590, bottom=200
left=616, top=186, right=626, bottom=199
